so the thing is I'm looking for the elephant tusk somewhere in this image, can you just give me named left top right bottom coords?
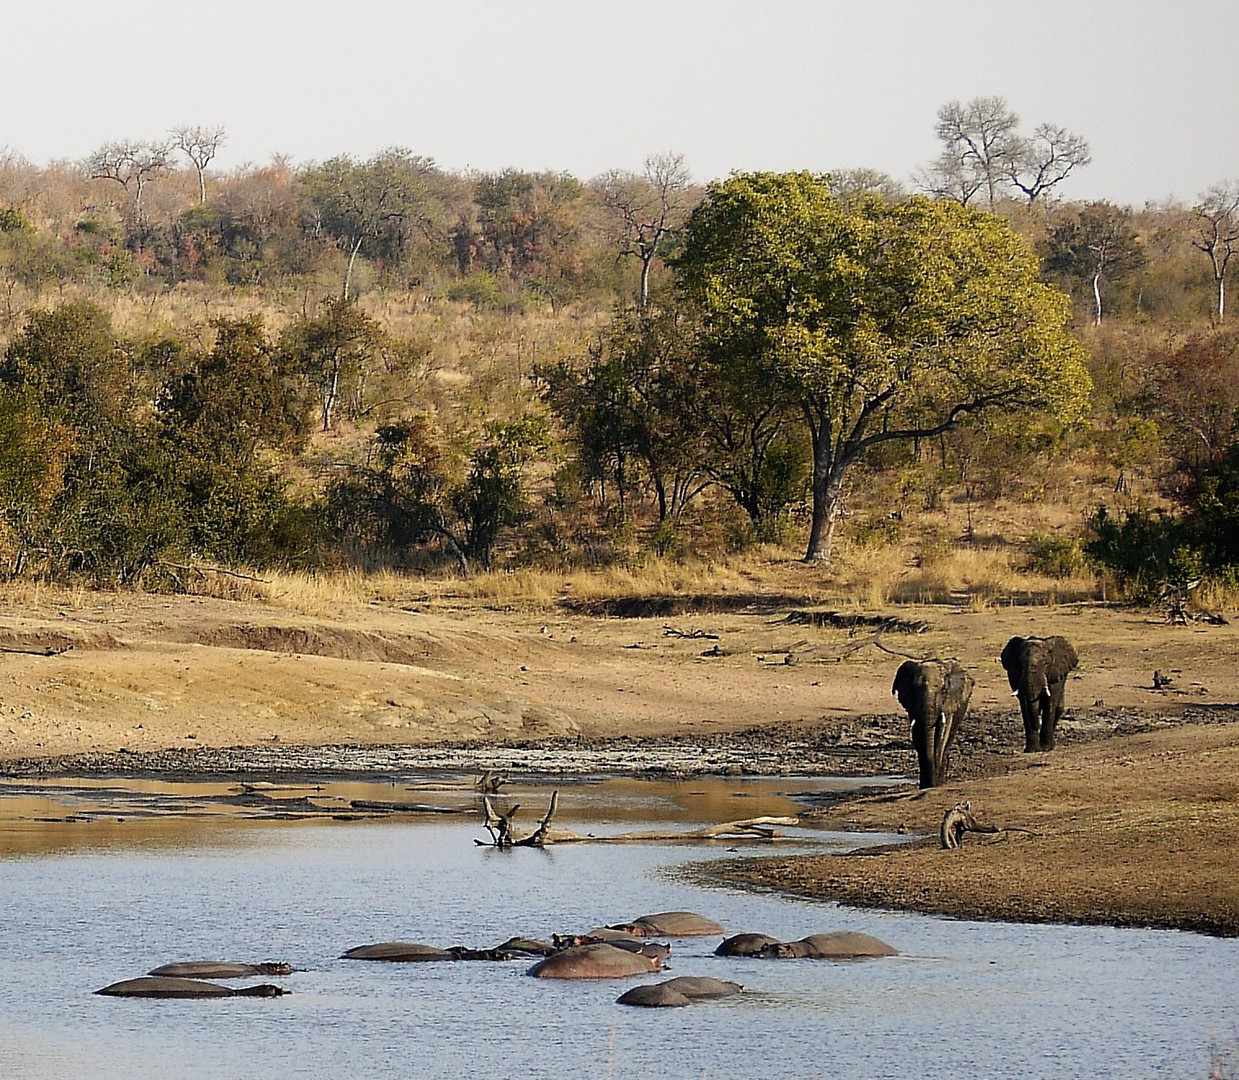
left=1012, top=689, right=1020, bottom=697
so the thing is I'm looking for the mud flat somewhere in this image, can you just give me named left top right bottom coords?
left=707, top=716, right=1239, bottom=937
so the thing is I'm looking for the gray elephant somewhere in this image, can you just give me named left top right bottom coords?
left=892, top=659, right=974, bottom=788
left=1000, top=635, right=1079, bottom=752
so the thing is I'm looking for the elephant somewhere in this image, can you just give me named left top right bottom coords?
left=714, top=933, right=780, bottom=957
left=605, top=911, right=725, bottom=937
left=1000, top=635, right=1079, bottom=752
left=616, top=977, right=743, bottom=1008
left=755, top=932, right=898, bottom=959
left=148, top=961, right=293, bottom=978
left=892, top=659, right=974, bottom=788
left=341, top=942, right=456, bottom=962
left=96, top=976, right=287, bottom=998
left=526, top=942, right=664, bottom=979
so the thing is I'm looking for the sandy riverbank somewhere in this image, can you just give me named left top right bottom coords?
left=2, top=586, right=1236, bottom=934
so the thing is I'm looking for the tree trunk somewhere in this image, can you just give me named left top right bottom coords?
left=321, top=365, right=339, bottom=431
left=804, top=455, right=844, bottom=562
left=1220, top=276, right=1226, bottom=322
left=197, top=169, right=207, bottom=205
left=1092, top=271, right=1103, bottom=326
left=639, top=256, right=653, bottom=309
left=343, top=236, right=364, bottom=300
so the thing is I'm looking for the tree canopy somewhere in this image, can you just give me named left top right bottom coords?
left=675, top=172, right=1093, bottom=559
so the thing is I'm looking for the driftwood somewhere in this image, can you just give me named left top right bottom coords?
left=478, top=792, right=560, bottom=848
left=662, top=625, right=720, bottom=641
left=475, top=794, right=801, bottom=847
left=940, top=802, right=1002, bottom=849
left=561, top=816, right=801, bottom=843
left=476, top=770, right=509, bottom=793
left=349, top=800, right=470, bottom=815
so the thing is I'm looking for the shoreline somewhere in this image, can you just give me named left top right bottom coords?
left=4, top=710, right=1238, bottom=938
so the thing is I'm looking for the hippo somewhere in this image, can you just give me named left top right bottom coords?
left=95, top=977, right=286, bottom=998
left=714, top=933, right=781, bottom=957
left=148, top=961, right=293, bottom=978
left=756, top=932, right=897, bottom=959
left=526, top=943, right=663, bottom=979
left=617, top=977, right=743, bottom=1008
left=341, top=942, right=456, bottom=962
left=556, top=935, right=671, bottom=963
left=494, top=937, right=556, bottom=956
left=606, top=911, right=725, bottom=937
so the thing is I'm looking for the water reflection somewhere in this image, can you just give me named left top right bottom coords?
left=0, top=777, right=1234, bottom=1080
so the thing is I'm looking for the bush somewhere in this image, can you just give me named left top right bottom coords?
left=1084, top=505, right=1200, bottom=601
left=1025, top=532, right=1086, bottom=577
left=447, top=271, right=505, bottom=308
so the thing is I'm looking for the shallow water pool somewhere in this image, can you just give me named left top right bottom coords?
left=0, top=776, right=1234, bottom=1079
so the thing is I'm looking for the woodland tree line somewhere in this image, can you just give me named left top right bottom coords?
left=0, top=98, right=1237, bottom=596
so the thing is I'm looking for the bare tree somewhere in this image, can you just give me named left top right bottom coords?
left=1192, top=182, right=1239, bottom=321
left=172, top=125, right=226, bottom=204
left=933, top=96, right=1019, bottom=209
left=86, top=139, right=172, bottom=225
left=597, top=152, right=692, bottom=308
left=1004, top=124, right=1091, bottom=205
left=914, top=149, right=987, bottom=206
left=828, top=167, right=906, bottom=205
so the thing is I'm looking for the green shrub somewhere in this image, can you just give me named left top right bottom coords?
left=1025, top=532, right=1086, bottom=577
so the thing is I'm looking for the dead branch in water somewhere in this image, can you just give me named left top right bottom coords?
left=478, top=791, right=559, bottom=847
left=474, top=794, right=802, bottom=847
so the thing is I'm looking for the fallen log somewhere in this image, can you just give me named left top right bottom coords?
left=349, top=800, right=470, bottom=814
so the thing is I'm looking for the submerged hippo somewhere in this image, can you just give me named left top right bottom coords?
left=494, top=937, right=556, bottom=957
left=607, top=912, right=725, bottom=937
left=526, top=943, right=663, bottom=980
left=341, top=942, right=456, bottom=962
left=756, top=932, right=897, bottom=959
left=714, top=933, right=781, bottom=957
left=148, top=961, right=293, bottom=978
left=96, top=977, right=286, bottom=998
left=616, top=977, right=743, bottom=1008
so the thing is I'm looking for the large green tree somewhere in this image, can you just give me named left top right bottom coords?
left=675, top=172, right=1092, bottom=560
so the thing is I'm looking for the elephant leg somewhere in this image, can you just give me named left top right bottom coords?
left=1041, top=682, right=1066, bottom=750
left=1019, top=695, right=1041, bottom=753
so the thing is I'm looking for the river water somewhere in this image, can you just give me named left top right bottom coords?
left=0, top=776, right=1235, bottom=1080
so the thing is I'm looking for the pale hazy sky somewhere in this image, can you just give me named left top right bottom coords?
left=3, top=0, right=1234, bottom=204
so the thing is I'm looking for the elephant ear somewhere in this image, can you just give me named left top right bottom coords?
left=999, top=637, right=1025, bottom=688
left=1047, top=638, right=1079, bottom=681
left=891, top=661, right=921, bottom=707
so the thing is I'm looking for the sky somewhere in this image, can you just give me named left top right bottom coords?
left=2, top=0, right=1234, bottom=205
